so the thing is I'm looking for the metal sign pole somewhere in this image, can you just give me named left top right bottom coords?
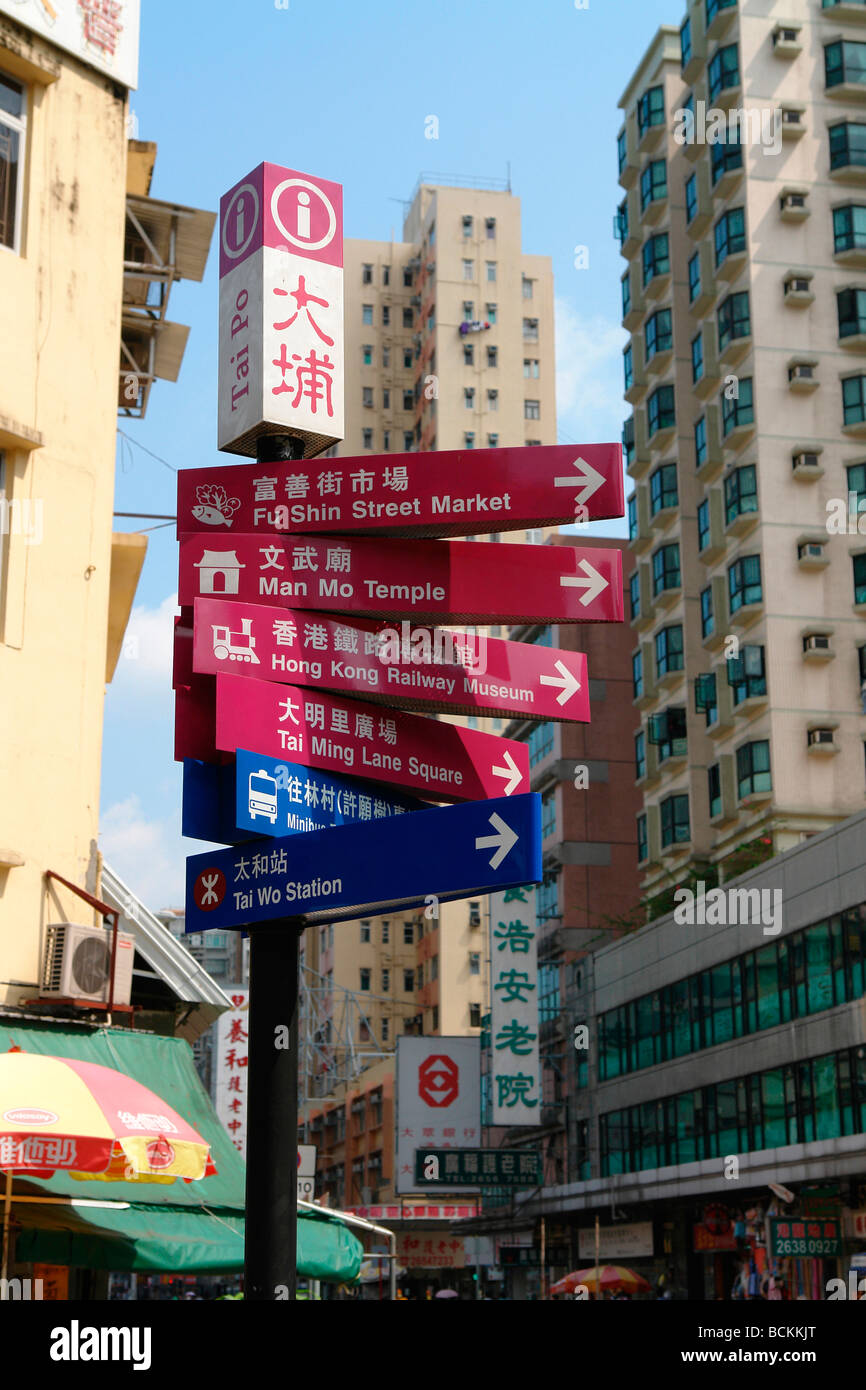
left=244, top=919, right=303, bottom=1300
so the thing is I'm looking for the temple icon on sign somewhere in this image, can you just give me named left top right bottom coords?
left=194, top=550, right=245, bottom=595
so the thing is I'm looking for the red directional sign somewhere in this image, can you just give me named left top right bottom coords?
left=181, top=598, right=591, bottom=723
left=175, top=673, right=531, bottom=802
left=177, top=442, right=623, bottom=539
left=178, top=532, right=623, bottom=625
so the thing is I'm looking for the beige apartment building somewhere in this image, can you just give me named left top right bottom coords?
left=619, top=1, right=866, bottom=896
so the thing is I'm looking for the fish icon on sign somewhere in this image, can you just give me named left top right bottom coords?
left=192, top=485, right=241, bottom=528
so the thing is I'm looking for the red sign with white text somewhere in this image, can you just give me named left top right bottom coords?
left=181, top=598, right=591, bottom=723
left=177, top=443, right=623, bottom=539
left=175, top=673, right=530, bottom=802
left=178, top=532, right=623, bottom=625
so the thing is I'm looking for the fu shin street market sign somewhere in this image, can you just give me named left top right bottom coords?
left=177, top=532, right=623, bottom=625
left=180, top=599, right=590, bottom=722
left=177, top=442, right=623, bottom=538
left=175, top=673, right=531, bottom=801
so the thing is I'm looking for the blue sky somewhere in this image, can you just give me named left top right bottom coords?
left=102, top=0, right=676, bottom=905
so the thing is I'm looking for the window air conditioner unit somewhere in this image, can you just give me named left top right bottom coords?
left=782, top=193, right=806, bottom=210
left=785, top=277, right=811, bottom=295
left=469, top=910, right=482, bottom=927
left=808, top=728, right=834, bottom=747
left=789, top=363, right=814, bottom=381
left=804, top=634, right=831, bottom=652
left=792, top=452, right=819, bottom=470
left=41, top=923, right=135, bottom=1005
left=782, top=109, right=802, bottom=125
left=799, top=541, right=825, bottom=559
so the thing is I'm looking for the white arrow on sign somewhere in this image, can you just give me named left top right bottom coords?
left=553, top=456, right=605, bottom=505
left=475, top=811, right=519, bottom=870
left=491, top=750, right=522, bottom=796
left=560, top=558, right=608, bottom=607
left=539, top=658, right=582, bottom=706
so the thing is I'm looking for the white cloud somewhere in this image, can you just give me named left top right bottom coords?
left=554, top=297, right=626, bottom=443
left=114, top=591, right=178, bottom=685
left=100, top=794, right=208, bottom=911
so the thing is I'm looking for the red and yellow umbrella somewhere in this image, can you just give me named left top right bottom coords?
left=0, top=1050, right=217, bottom=1183
left=550, top=1264, right=652, bottom=1297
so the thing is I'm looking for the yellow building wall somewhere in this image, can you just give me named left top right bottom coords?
left=0, top=20, right=128, bottom=1002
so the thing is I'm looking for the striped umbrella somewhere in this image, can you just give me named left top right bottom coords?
left=550, top=1264, right=652, bottom=1296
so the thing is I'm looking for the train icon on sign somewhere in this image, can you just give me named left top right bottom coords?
left=211, top=618, right=261, bottom=665
left=248, top=770, right=279, bottom=825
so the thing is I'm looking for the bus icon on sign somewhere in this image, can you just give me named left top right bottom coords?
left=248, top=770, right=279, bottom=825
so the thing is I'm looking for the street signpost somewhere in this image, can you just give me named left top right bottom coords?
left=182, top=752, right=425, bottom=845
left=218, top=163, right=344, bottom=458
left=177, top=441, right=623, bottom=538
left=176, top=672, right=532, bottom=802
left=413, top=1148, right=542, bottom=1188
left=177, top=532, right=623, bottom=623
left=184, top=793, right=542, bottom=932
left=181, top=598, right=591, bottom=723
left=297, top=1145, right=317, bottom=1204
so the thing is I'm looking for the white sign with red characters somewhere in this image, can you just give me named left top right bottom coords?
left=0, top=1, right=140, bottom=89
left=213, top=987, right=249, bottom=1156
left=395, top=1037, right=480, bottom=1195
left=218, top=162, right=344, bottom=458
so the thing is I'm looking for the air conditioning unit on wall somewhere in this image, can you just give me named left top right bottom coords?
left=41, top=923, right=135, bottom=1004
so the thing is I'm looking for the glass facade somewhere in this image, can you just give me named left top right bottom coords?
left=714, top=207, right=746, bottom=267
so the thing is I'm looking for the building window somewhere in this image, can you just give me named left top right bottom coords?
left=380, top=921, right=389, bottom=944
left=382, top=265, right=390, bottom=286
left=728, top=553, right=762, bottom=613
left=466, top=952, right=481, bottom=978
left=528, top=720, right=554, bottom=765
left=523, top=358, right=540, bottom=378
left=541, top=788, right=557, bottom=839
left=834, top=204, right=866, bottom=253
left=402, top=389, right=414, bottom=412
left=853, top=553, right=866, bottom=604
left=722, top=377, right=754, bottom=435
left=647, top=384, right=675, bottom=437
left=830, top=121, right=866, bottom=172
left=485, top=216, right=496, bottom=239
left=844, top=374, right=866, bottom=426
left=487, top=346, right=498, bottom=368
left=617, top=128, right=627, bottom=175
left=652, top=542, right=681, bottom=595
left=728, top=644, right=767, bottom=705
left=360, top=920, right=371, bottom=942
left=486, top=260, right=497, bottom=282
left=656, top=625, right=684, bottom=678
left=463, top=344, right=474, bottom=366
left=714, top=207, right=746, bottom=268
left=403, top=969, right=414, bottom=992
left=708, top=763, right=722, bottom=818
left=645, top=307, right=672, bottom=362
left=629, top=569, right=641, bottom=620
left=0, top=70, right=25, bottom=252
left=642, top=232, right=670, bottom=287
left=487, top=433, right=499, bottom=447
left=463, top=259, right=474, bottom=280
left=695, top=671, right=718, bottom=726
left=362, top=429, right=373, bottom=450
left=637, top=813, right=648, bottom=863
left=381, top=968, right=390, bottom=992
left=650, top=462, right=678, bottom=515
left=637, top=84, right=665, bottom=135
left=468, top=1002, right=482, bottom=1029
left=849, top=462, right=866, bottom=511
left=362, top=386, right=373, bottom=409
left=627, top=493, right=638, bottom=541
left=838, top=288, right=866, bottom=339
left=403, top=347, right=413, bottom=369
left=660, top=793, right=690, bottom=848
left=403, top=266, right=414, bottom=287
left=640, top=159, right=668, bottom=211
left=623, top=416, right=635, bottom=468
left=622, top=271, right=632, bottom=320
left=362, top=344, right=373, bottom=366
left=692, top=596, right=712, bottom=654
left=724, top=464, right=758, bottom=523
left=737, top=739, right=771, bottom=798
left=464, top=387, right=475, bottom=409
left=464, top=432, right=475, bottom=448
left=462, top=215, right=473, bottom=237
left=487, top=389, right=498, bottom=411
left=523, top=318, right=539, bottom=341
left=623, top=343, right=634, bottom=394
left=362, top=304, right=373, bottom=325
left=403, top=921, right=415, bottom=945
left=695, top=415, right=707, bottom=468
left=717, top=291, right=751, bottom=352
left=403, top=431, right=413, bottom=451
left=685, top=172, right=698, bottom=225
left=382, top=345, right=391, bottom=369
left=362, top=263, right=373, bottom=284
left=635, top=729, right=646, bottom=780
left=524, top=399, right=540, bottom=420
left=360, top=968, right=371, bottom=990
left=632, top=648, right=644, bottom=700
left=697, top=498, right=710, bottom=551
left=681, top=16, right=692, bottom=69
left=402, top=307, right=413, bottom=328
left=708, top=43, right=740, bottom=104
left=825, top=40, right=866, bottom=90
left=688, top=250, right=701, bottom=303
left=710, top=136, right=743, bottom=186
left=650, top=705, right=687, bottom=763
left=691, top=332, right=704, bottom=384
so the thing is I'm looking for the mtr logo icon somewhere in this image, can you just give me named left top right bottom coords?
left=418, top=1055, right=460, bottom=1108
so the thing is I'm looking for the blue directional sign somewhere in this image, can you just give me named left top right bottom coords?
left=182, top=751, right=424, bottom=846
left=185, top=793, right=542, bottom=932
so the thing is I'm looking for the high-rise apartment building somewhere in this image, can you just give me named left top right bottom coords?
left=619, top=3, right=866, bottom=900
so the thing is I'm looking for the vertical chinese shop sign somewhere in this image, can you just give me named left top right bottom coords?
left=489, top=886, right=540, bottom=1126
left=214, top=989, right=250, bottom=1156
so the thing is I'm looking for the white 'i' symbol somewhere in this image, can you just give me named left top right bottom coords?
left=235, top=195, right=245, bottom=246
left=297, top=190, right=312, bottom=240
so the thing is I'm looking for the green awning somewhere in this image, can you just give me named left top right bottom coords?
left=0, top=1020, right=362, bottom=1282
